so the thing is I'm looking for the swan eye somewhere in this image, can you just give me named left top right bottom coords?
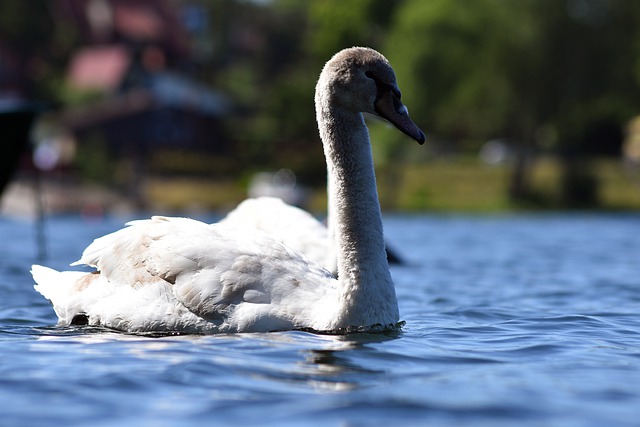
left=365, top=70, right=400, bottom=100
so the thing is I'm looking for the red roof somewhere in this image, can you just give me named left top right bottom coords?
left=67, top=45, right=131, bottom=91
left=113, top=3, right=164, bottom=40
left=59, top=0, right=189, bottom=57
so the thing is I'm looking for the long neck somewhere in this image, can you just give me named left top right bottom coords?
left=318, top=103, right=399, bottom=328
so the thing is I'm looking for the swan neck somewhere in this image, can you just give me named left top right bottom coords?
left=318, top=103, right=398, bottom=326
left=324, top=111, right=385, bottom=270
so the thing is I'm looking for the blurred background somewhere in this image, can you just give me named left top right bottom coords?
left=2, top=0, right=640, bottom=217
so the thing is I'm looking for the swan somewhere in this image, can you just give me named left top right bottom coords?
left=31, top=47, right=426, bottom=334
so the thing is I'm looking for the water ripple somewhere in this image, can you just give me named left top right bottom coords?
left=2, top=214, right=640, bottom=426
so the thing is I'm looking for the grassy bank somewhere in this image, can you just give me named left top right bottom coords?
left=381, top=158, right=640, bottom=212
left=144, top=158, right=640, bottom=213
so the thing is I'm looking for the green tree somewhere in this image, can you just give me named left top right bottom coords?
left=385, top=0, right=535, bottom=140
left=385, top=0, right=640, bottom=207
left=525, top=0, right=640, bottom=206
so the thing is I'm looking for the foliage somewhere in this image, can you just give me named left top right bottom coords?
left=6, top=0, right=640, bottom=208
left=385, top=0, right=528, bottom=139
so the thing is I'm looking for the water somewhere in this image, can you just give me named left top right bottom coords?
left=1, top=212, right=639, bottom=426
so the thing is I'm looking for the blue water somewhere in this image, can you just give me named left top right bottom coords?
left=1, top=213, right=639, bottom=426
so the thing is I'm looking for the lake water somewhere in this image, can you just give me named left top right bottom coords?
left=1, top=212, right=639, bottom=426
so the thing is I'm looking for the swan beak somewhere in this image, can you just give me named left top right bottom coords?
left=374, top=91, right=426, bottom=145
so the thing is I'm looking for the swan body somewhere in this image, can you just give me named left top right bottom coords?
left=32, top=47, right=425, bottom=334
left=33, top=217, right=337, bottom=333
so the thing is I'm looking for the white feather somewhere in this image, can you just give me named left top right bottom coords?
left=220, top=197, right=335, bottom=273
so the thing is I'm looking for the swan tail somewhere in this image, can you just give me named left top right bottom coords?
left=32, top=265, right=59, bottom=299
left=32, top=265, right=91, bottom=325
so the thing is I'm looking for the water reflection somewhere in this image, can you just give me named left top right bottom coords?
left=292, top=332, right=401, bottom=392
left=30, top=326, right=402, bottom=393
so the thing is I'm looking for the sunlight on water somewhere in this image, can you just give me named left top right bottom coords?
left=1, top=213, right=640, bottom=426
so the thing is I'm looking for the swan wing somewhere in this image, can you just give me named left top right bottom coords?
left=220, top=197, right=334, bottom=271
left=64, top=216, right=336, bottom=332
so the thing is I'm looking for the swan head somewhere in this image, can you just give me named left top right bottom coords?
left=316, top=47, right=426, bottom=144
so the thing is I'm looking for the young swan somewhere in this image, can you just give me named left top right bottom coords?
left=32, top=47, right=425, bottom=334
